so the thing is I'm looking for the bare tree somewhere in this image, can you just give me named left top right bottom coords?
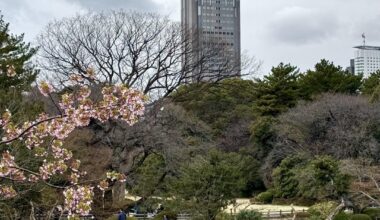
left=37, top=11, right=258, bottom=99
left=260, top=94, right=380, bottom=186
left=274, top=94, right=380, bottom=160
left=341, top=159, right=380, bottom=207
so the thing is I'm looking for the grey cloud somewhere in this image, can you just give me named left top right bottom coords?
left=67, top=0, right=160, bottom=11
left=2, top=0, right=380, bottom=74
left=267, top=6, right=340, bottom=45
left=357, top=16, right=380, bottom=45
left=0, top=0, right=85, bottom=42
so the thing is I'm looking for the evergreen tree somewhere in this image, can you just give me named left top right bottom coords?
left=370, top=84, right=380, bottom=103
left=168, top=150, right=258, bottom=220
left=0, top=13, right=44, bottom=218
left=297, top=156, right=349, bottom=200
left=362, top=70, right=380, bottom=96
left=272, top=155, right=306, bottom=198
left=299, top=59, right=362, bottom=99
left=0, top=13, right=40, bottom=118
left=253, top=63, right=300, bottom=117
left=172, top=78, right=257, bottom=135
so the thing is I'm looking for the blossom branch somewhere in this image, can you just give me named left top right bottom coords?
left=0, top=115, right=62, bottom=145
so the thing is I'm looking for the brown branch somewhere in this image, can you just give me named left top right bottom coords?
left=360, top=191, right=380, bottom=206
left=0, top=115, right=62, bottom=145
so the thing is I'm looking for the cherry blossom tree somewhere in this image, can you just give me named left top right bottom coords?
left=0, top=68, right=145, bottom=218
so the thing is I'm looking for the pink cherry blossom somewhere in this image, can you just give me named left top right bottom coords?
left=0, top=185, right=17, bottom=199
left=6, top=65, right=16, bottom=77
left=0, top=72, right=145, bottom=217
left=63, top=186, right=94, bottom=218
left=97, top=180, right=109, bottom=191
left=38, top=81, right=55, bottom=97
left=0, top=109, right=11, bottom=127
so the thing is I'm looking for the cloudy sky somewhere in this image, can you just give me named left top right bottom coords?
left=1, top=0, right=380, bottom=74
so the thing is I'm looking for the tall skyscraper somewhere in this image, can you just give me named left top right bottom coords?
left=181, top=0, right=241, bottom=80
left=354, top=45, right=380, bottom=77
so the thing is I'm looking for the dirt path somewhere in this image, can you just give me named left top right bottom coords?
left=224, top=199, right=309, bottom=215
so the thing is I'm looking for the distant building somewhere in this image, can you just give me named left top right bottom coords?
left=181, top=0, right=241, bottom=80
left=346, top=59, right=355, bottom=74
left=354, top=45, right=380, bottom=77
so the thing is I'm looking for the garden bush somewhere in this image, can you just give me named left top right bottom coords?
left=236, top=210, right=263, bottom=220
left=308, top=201, right=338, bottom=220
left=363, top=208, right=380, bottom=220
left=255, top=191, right=274, bottom=204
left=153, top=210, right=177, bottom=220
left=333, top=212, right=351, bottom=220
left=350, top=214, right=372, bottom=220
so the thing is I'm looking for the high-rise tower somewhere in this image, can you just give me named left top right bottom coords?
left=181, top=0, right=241, bottom=80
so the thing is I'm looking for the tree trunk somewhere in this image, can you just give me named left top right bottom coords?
left=29, top=202, right=36, bottom=220
left=112, top=181, right=126, bottom=206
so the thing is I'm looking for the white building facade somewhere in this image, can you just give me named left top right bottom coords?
left=354, top=46, right=380, bottom=77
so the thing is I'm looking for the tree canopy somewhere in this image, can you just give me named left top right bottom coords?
left=172, top=78, right=257, bottom=135
left=299, top=59, right=362, bottom=99
left=0, top=14, right=41, bottom=119
left=253, top=63, right=300, bottom=117
left=362, top=71, right=380, bottom=95
left=273, top=155, right=349, bottom=201
left=168, top=150, right=260, bottom=220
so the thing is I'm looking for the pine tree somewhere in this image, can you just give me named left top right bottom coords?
left=299, top=59, right=362, bottom=99
left=0, top=14, right=45, bottom=218
left=253, top=63, right=300, bottom=117
left=0, top=14, right=40, bottom=118
left=362, top=70, right=380, bottom=96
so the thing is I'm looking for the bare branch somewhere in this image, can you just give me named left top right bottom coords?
left=37, top=11, right=260, bottom=100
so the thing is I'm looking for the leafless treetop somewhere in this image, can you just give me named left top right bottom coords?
left=37, top=10, right=260, bottom=99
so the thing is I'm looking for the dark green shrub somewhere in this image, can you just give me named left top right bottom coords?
left=153, top=210, right=177, bottom=220
left=363, top=208, right=380, bottom=220
left=236, top=210, right=262, bottom=220
left=350, top=214, right=372, bottom=220
left=333, top=212, right=351, bottom=220
left=255, top=191, right=274, bottom=204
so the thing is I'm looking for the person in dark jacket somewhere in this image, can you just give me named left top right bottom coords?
left=118, top=210, right=127, bottom=220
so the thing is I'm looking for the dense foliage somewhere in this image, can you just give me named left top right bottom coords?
left=172, top=78, right=257, bottom=135
left=0, top=14, right=45, bottom=218
left=167, top=150, right=260, bottom=220
left=0, top=13, right=147, bottom=218
left=299, top=59, right=362, bottom=99
left=236, top=210, right=262, bottom=220
left=361, top=70, right=380, bottom=95
left=308, top=201, right=338, bottom=220
left=3, top=10, right=380, bottom=219
left=272, top=155, right=349, bottom=200
left=169, top=60, right=380, bottom=219
left=0, top=14, right=41, bottom=119
left=253, top=63, right=300, bottom=117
